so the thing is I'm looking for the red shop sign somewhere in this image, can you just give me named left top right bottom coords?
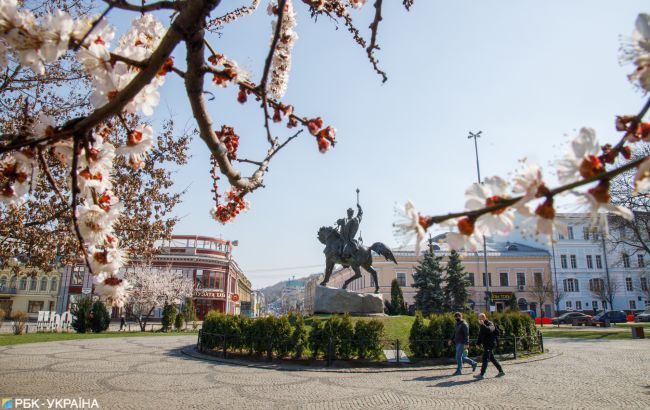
left=231, top=293, right=240, bottom=302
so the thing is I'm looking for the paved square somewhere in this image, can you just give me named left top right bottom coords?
left=1, top=336, right=648, bottom=409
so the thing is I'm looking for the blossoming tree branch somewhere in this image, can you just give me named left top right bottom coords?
left=0, top=0, right=411, bottom=306
left=395, top=13, right=650, bottom=254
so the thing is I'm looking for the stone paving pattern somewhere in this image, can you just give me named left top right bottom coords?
left=1, top=336, right=649, bottom=409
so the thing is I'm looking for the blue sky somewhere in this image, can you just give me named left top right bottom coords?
left=122, top=1, right=649, bottom=287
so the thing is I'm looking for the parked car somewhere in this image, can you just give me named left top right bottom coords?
left=591, top=310, right=628, bottom=324
left=634, top=308, right=650, bottom=323
left=551, top=312, right=593, bottom=325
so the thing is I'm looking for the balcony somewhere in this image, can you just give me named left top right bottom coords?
left=0, top=286, right=17, bottom=295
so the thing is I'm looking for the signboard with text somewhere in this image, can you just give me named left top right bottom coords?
left=193, top=290, right=226, bottom=299
left=491, top=292, right=514, bottom=301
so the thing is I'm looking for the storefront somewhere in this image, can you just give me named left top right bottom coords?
left=194, top=290, right=227, bottom=319
left=491, top=292, right=514, bottom=312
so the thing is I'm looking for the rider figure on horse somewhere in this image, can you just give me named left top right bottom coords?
left=336, top=204, right=362, bottom=259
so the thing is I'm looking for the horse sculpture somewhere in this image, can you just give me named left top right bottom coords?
left=317, top=226, right=397, bottom=293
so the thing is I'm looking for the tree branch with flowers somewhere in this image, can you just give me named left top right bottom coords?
left=0, top=0, right=411, bottom=307
left=395, top=13, right=650, bottom=254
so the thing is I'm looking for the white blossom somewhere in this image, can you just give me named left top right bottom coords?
left=556, top=127, right=600, bottom=185
left=575, top=192, right=633, bottom=225
left=465, top=176, right=514, bottom=236
left=268, top=0, right=298, bottom=99
left=635, top=157, right=650, bottom=194
left=76, top=203, right=122, bottom=245
left=392, top=200, right=425, bottom=254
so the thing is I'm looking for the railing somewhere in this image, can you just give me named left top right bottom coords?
left=196, top=330, right=544, bottom=367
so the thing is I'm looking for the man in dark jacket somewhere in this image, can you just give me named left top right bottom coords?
left=475, top=313, right=505, bottom=379
left=449, top=312, right=477, bottom=375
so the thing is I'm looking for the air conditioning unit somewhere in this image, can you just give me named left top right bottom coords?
left=518, top=285, right=525, bottom=291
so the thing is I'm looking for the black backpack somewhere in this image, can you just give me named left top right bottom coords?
left=492, top=323, right=502, bottom=340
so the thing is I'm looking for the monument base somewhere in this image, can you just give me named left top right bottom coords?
left=313, top=285, right=383, bottom=314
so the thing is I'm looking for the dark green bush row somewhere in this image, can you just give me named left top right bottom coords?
left=409, top=311, right=538, bottom=358
left=201, top=313, right=384, bottom=360
left=71, top=298, right=110, bottom=334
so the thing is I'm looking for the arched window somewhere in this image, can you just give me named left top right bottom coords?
left=9, top=275, right=16, bottom=289
left=29, top=277, right=37, bottom=291
left=589, top=278, right=604, bottom=292
left=0, top=275, right=7, bottom=289
left=50, top=277, right=58, bottom=292
left=40, top=277, right=48, bottom=291
left=19, top=276, right=27, bottom=290
left=563, top=278, right=579, bottom=293
left=518, top=298, right=528, bottom=311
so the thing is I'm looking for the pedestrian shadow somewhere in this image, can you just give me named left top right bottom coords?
left=431, top=378, right=481, bottom=388
left=405, top=374, right=454, bottom=382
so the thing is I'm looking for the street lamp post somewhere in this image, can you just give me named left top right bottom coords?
left=468, top=131, right=491, bottom=312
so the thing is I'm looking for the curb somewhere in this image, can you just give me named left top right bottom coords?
left=180, top=346, right=562, bottom=374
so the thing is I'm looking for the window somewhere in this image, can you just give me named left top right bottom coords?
left=586, top=255, right=593, bottom=269
left=0, top=275, right=6, bottom=289
left=566, top=300, right=573, bottom=309
left=589, top=278, right=604, bottom=292
left=630, top=300, right=637, bottom=310
left=19, top=276, right=27, bottom=290
left=596, top=255, right=602, bottom=269
left=29, top=277, right=37, bottom=291
left=50, top=277, right=58, bottom=292
left=564, top=278, right=579, bottom=292
left=558, top=232, right=565, bottom=240
left=499, top=272, right=509, bottom=287
left=568, top=226, right=574, bottom=240
left=370, top=276, right=376, bottom=288
left=396, top=272, right=406, bottom=287
left=642, top=277, right=648, bottom=292
left=570, top=255, right=577, bottom=269
left=560, top=255, right=567, bottom=269
left=622, top=253, right=630, bottom=268
left=9, top=275, right=16, bottom=290
left=71, top=266, right=85, bottom=286
left=583, top=227, right=589, bottom=240
left=27, top=301, right=44, bottom=313
left=592, top=228, right=600, bottom=240
left=575, top=301, right=582, bottom=310
left=40, top=277, right=48, bottom=291
left=482, top=272, right=492, bottom=287
left=626, top=277, right=633, bottom=292
left=638, top=254, right=645, bottom=268
left=466, top=273, right=475, bottom=287
left=592, top=300, right=599, bottom=311
left=516, top=272, right=526, bottom=287
left=534, top=272, right=543, bottom=286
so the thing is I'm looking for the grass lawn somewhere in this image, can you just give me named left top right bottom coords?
left=0, top=330, right=198, bottom=346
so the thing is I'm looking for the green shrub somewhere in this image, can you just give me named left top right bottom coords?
left=272, top=316, right=293, bottom=358
left=161, top=303, right=176, bottom=332
left=202, top=311, right=242, bottom=351
left=290, top=314, right=308, bottom=359
left=174, top=312, right=185, bottom=331
left=408, top=312, right=430, bottom=358
left=308, top=319, right=325, bottom=358
left=182, top=298, right=196, bottom=324
left=71, top=297, right=93, bottom=334
left=333, top=314, right=355, bottom=359
left=354, top=319, right=384, bottom=360
left=90, top=301, right=111, bottom=333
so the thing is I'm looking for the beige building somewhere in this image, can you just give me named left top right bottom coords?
left=327, top=236, right=554, bottom=317
left=0, top=268, right=61, bottom=319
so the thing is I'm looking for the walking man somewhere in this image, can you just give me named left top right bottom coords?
left=475, top=313, right=505, bottom=379
left=449, top=312, right=477, bottom=375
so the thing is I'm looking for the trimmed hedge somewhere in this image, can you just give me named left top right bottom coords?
left=408, top=311, right=538, bottom=359
left=201, top=312, right=384, bottom=361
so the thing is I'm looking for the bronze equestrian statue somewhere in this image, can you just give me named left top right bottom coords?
left=317, top=190, right=397, bottom=293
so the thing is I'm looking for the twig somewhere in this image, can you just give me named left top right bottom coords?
left=73, top=5, right=114, bottom=52
left=367, top=0, right=387, bottom=83
left=70, top=135, right=94, bottom=276
left=259, top=0, right=287, bottom=145
left=37, top=148, right=67, bottom=204
left=102, top=0, right=182, bottom=12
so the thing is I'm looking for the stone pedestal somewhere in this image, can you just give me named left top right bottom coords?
left=312, top=285, right=383, bottom=314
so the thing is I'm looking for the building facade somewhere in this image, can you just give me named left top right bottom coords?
left=0, top=268, right=61, bottom=319
left=57, top=235, right=251, bottom=319
left=327, top=238, right=553, bottom=316
left=551, top=213, right=649, bottom=314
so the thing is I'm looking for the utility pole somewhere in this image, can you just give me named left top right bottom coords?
left=600, top=218, right=613, bottom=311
left=551, top=240, right=560, bottom=314
left=468, top=131, right=491, bottom=312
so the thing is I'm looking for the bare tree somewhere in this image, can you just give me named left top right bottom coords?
left=589, top=277, right=620, bottom=314
left=527, top=279, right=554, bottom=326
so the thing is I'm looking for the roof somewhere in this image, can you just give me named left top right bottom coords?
left=390, top=237, right=550, bottom=258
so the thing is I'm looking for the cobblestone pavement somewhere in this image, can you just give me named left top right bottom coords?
left=1, top=336, right=649, bottom=409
